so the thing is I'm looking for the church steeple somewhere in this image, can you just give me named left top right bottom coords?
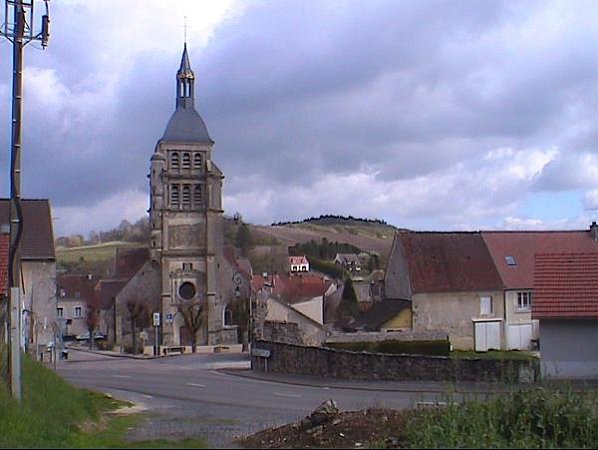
left=176, top=43, right=195, bottom=109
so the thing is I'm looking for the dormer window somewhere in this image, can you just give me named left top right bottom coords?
left=193, top=153, right=202, bottom=170
left=182, top=153, right=191, bottom=169
left=171, top=184, right=179, bottom=207
left=171, top=152, right=179, bottom=169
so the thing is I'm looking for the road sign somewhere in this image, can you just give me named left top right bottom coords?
left=165, top=313, right=173, bottom=323
left=251, top=348, right=271, bottom=358
left=152, top=313, right=160, bottom=327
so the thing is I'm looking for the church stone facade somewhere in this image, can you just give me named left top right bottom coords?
left=115, top=45, right=239, bottom=349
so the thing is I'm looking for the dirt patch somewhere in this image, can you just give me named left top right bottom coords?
left=236, top=407, right=405, bottom=449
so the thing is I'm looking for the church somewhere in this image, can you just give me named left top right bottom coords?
left=113, top=45, right=250, bottom=351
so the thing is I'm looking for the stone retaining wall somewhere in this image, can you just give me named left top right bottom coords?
left=251, top=340, right=539, bottom=383
left=325, top=330, right=447, bottom=344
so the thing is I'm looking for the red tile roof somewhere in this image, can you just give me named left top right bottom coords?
left=533, top=253, right=598, bottom=319
left=289, top=256, right=308, bottom=265
left=251, top=272, right=330, bottom=304
left=0, top=234, right=8, bottom=296
left=398, top=232, right=503, bottom=293
left=57, top=274, right=98, bottom=308
left=0, top=199, right=55, bottom=260
left=483, top=231, right=598, bottom=290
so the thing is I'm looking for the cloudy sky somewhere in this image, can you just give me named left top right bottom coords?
left=1, top=0, right=598, bottom=237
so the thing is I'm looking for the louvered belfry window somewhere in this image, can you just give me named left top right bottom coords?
left=171, top=184, right=179, bottom=207
left=182, top=184, right=191, bottom=207
left=171, top=152, right=179, bottom=169
left=193, top=153, right=202, bottom=170
left=182, top=152, right=191, bottom=169
left=194, top=185, right=203, bottom=208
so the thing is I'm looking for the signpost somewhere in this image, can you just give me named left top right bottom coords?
left=152, top=313, right=160, bottom=357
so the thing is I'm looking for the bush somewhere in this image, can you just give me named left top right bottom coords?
left=327, top=339, right=450, bottom=357
left=402, top=386, right=598, bottom=448
left=307, top=257, right=346, bottom=279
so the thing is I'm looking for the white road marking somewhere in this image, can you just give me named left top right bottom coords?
left=141, top=394, right=153, bottom=399
left=273, top=392, right=301, bottom=398
left=186, top=383, right=206, bottom=388
left=112, top=375, right=132, bottom=379
left=321, top=387, right=330, bottom=390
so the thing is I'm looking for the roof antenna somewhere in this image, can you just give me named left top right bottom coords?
left=184, top=15, right=187, bottom=45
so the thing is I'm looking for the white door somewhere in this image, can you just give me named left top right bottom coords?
left=475, top=321, right=501, bottom=352
left=507, top=324, right=533, bottom=350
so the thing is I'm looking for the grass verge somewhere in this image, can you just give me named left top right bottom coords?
left=0, top=355, right=208, bottom=448
left=401, top=386, right=598, bottom=448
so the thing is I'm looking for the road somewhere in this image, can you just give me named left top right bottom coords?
left=57, top=349, right=448, bottom=448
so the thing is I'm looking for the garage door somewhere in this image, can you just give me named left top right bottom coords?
left=475, top=321, right=501, bottom=352
left=507, top=324, right=533, bottom=350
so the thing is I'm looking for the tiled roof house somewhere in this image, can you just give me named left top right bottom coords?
left=532, top=252, right=598, bottom=379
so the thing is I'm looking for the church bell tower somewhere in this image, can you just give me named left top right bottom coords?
left=148, top=44, right=227, bottom=346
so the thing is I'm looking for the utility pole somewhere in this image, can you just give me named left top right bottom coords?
left=0, top=0, right=50, bottom=401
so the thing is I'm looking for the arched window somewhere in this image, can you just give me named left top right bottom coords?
left=182, top=153, right=191, bottom=169
left=193, top=153, right=202, bottom=170
left=171, top=152, right=179, bottom=169
left=182, top=185, right=191, bottom=207
left=224, top=306, right=233, bottom=326
left=170, top=184, right=179, bottom=207
left=193, top=185, right=203, bottom=208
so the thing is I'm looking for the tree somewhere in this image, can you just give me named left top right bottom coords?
left=177, top=302, right=204, bottom=353
left=86, top=306, right=99, bottom=350
left=339, top=277, right=360, bottom=319
left=235, top=222, right=254, bottom=257
left=229, top=296, right=250, bottom=352
left=126, top=299, right=150, bottom=354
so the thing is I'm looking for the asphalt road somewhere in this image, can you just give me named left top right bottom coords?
left=57, top=349, right=447, bottom=447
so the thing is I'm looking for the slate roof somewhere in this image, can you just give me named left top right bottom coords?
left=483, top=231, right=598, bottom=290
left=0, top=199, right=55, bottom=260
left=532, top=253, right=598, bottom=319
left=95, top=278, right=128, bottom=310
left=352, top=298, right=412, bottom=331
left=161, top=106, right=212, bottom=143
left=0, top=234, right=8, bottom=295
left=392, top=232, right=503, bottom=294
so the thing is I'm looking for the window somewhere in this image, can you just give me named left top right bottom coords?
left=193, top=185, right=203, bottom=208
left=517, top=291, right=532, bottom=311
left=182, top=184, right=191, bottom=207
left=505, top=256, right=516, bottom=266
left=182, top=152, right=191, bottom=169
left=224, top=306, right=233, bottom=326
left=193, top=153, right=202, bottom=170
left=171, top=152, right=179, bottom=169
left=56, top=307, right=64, bottom=318
left=480, top=296, right=492, bottom=315
left=178, top=282, right=196, bottom=300
left=74, top=307, right=82, bottom=318
left=171, top=184, right=179, bottom=207
left=183, top=263, right=193, bottom=271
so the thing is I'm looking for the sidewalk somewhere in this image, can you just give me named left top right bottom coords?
left=68, top=346, right=156, bottom=360
left=220, top=368, right=598, bottom=394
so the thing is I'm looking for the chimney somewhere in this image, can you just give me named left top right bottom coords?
left=591, top=221, right=598, bottom=242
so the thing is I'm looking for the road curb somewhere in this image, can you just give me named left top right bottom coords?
left=217, top=369, right=509, bottom=394
left=69, top=347, right=157, bottom=360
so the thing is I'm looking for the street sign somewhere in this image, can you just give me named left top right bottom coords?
left=166, top=313, right=173, bottom=323
left=152, top=313, right=160, bottom=327
left=251, top=348, right=271, bottom=358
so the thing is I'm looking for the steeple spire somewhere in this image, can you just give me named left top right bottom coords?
left=176, top=43, right=195, bottom=109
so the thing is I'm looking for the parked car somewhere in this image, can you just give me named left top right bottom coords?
left=76, top=331, right=107, bottom=341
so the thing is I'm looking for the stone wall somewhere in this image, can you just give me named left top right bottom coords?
left=251, top=340, right=539, bottom=383
left=326, top=330, right=447, bottom=344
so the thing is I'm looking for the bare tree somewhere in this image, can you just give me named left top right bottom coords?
left=86, top=306, right=99, bottom=350
left=126, top=299, right=149, bottom=354
left=177, top=302, right=204, bottom=353
left=229, top=296, right=250, bottom=352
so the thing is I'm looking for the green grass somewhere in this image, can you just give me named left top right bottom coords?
left=56, top=241, right=141, bottom=263
left=451, top=350, right=538, bottom=361
left=0, top=355, right=208, bottom=448
left=401, top=386, right=598, bottom=448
